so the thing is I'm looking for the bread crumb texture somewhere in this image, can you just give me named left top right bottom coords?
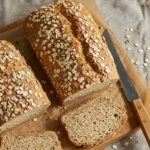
left=61, top=97, right=127, bottom=146
left=1, top=131, right=62, bottom=150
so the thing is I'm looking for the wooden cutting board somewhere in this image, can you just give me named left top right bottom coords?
left=0, top=0, right=150, bottom=149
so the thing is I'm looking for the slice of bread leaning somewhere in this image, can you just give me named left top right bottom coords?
left=1, top=131, right=62, bottom=150
left=61, top=97, right=127, bottom=147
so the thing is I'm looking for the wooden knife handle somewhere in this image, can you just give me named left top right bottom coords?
left=131, top=99, right=150, bottom=146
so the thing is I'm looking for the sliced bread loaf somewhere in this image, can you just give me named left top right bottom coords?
left=0, top=41, right=50, bottom=134
left=61, top=97, right=127, bottom=147
left=1, top=131, right=62, bottom=150
left=23, top=0, right=119, bottom=104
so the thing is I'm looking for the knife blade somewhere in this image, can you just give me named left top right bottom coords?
left=103, top=29, right=150, bottom=146
left=103, top=29, right=139, bottom=101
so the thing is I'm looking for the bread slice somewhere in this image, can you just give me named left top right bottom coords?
left=1, top=131, right=62, bottom=150
left=61, top=97, right=127, bottom=147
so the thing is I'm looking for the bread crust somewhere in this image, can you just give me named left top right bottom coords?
left=0, top=40, right=50, bottom=124
left=61, top=97, right=127, bottom=147
left=23, top=0, right=119, bottom=104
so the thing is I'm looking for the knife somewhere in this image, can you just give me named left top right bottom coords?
left=103, top=29, right=150, bottom=146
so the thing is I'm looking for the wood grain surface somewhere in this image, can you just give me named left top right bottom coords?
left=0, top=0, right=150, bottom=150
left=131, top=99, right=150, bottom=147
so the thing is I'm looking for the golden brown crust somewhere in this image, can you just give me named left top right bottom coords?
left=61, top=97, right=127, bottom=147
left=0, top=40, right=50, bottom=124
left=23, top=0, right=119, bottom=104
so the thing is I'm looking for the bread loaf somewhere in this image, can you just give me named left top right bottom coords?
left=23, top=0, right=119, bottom=104
left=61, top=97, right=127, bottom=147
left=0, top=40, right=50, bottom=134
left=1, top=131, right=62, bottom=150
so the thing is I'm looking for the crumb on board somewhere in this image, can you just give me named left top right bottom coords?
left=33, top=118, right=38, bottom=122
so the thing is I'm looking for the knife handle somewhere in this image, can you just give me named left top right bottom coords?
left=131, top=99, right=150, bottom=146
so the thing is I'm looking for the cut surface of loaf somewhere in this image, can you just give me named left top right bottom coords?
left=0, top=41, right=50, bottom=134
left=61, top=97, right=127, bottom=147
left=23, top=0, right=119, bottom=104
left=1, top=131, right=62, bottom=150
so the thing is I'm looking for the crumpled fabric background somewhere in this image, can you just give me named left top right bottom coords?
left=96, top=0, right=150, bottom=86
left=0, top=0, right=150, bottom=149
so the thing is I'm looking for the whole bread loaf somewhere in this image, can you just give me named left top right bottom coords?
left=1, top=131, right=62, bottom=150
left=0, top=41, right=50, bottom=134
left=23, top=0, right=119, bottom=104
left=61, top=97, right=127, bottom=147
